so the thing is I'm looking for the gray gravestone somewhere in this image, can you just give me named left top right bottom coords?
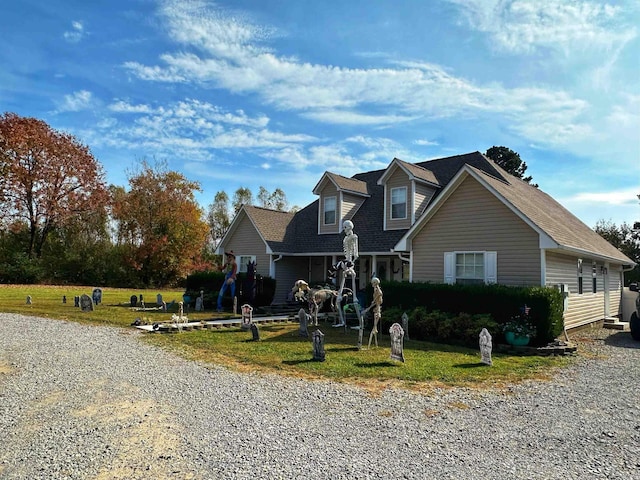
left=162, top=301, right=167, bottom=312
left=139, top=294, right=144, bottom=304
left=26, top=295, right=32, bottom=305
left=156, top=293, right=163, bottom=306
left=195, top=297, right=203, bottom=312
left=74, top=296, right=80, bottom=308
left=241, top=304, right=253, bottom=330
left=92, top=288, right=102, bottom=305
left=401, top=312, right=409, bottom=340
left=250, top=323, right=260, bottom=341
left=80, top=294, right=94, bottom=312
left=130, top=295, right=137, bottom=307
left=312, top=329, right=325, bottom=362
left=389, top=323, right=405, bottom=363
left=479, top=328, right=493, bottom=366
left=298, top=308, right=310, bottom=337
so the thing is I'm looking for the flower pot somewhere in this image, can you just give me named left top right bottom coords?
left=505, top=331, right=530, bottom=346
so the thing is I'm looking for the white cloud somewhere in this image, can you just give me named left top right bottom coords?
left=569, top=189, right=640, bottom=206
left=63, top=21, right=86, bottom=43
left=413, top=139, right=439, bottom=146
left=446, top=0, right=637, bottom=55
left=58, top=90, right=93, bottom=112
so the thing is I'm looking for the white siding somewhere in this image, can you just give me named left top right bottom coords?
left=545, top=251, right=624, bottom=329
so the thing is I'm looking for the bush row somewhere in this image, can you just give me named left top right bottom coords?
left=369, top=281, right=564, bottom=346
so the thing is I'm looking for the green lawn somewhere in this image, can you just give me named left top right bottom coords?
left=0, top=284, right=571, bottom=391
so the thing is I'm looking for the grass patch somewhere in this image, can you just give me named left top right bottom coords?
left=0, top=284, right=572, bottom=391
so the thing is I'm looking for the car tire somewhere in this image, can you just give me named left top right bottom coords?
left=630, top=312, right=640, bottom=341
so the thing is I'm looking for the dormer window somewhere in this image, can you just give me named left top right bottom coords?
left=391, top=187, right=407, bottom=219
left=324, top=196, right=336, bottom=225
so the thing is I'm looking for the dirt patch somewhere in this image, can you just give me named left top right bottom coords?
left=0, top=360, right=13, bottom=375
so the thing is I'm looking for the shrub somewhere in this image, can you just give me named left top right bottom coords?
left=377, top=281, right=563, bottom=345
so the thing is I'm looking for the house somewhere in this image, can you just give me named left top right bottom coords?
left=218, top=152, right=636, bottom=330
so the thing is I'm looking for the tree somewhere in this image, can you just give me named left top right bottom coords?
left=485, top=146, right=537, bottom=187
left=207, top=191, right=230, bottom=246
left=232, top=187, right=253, bottom=214
left=595, top=218, right=640, bottom=285
left=111, top=160, right=210, bottom=286
left=0, top=112, right=110, bottom=257
left=257, top=186, right=289, bottom=211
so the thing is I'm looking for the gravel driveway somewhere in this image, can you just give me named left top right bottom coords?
left=0, top=313, right=639, bottom=480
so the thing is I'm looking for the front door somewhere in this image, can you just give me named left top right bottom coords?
left=376, top=259, right=390, bottom=281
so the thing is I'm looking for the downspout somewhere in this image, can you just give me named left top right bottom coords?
left=270, top=255, right=283, bottom=278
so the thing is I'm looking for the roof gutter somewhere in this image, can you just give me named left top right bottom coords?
left=556, top=245, right=636, bottom=267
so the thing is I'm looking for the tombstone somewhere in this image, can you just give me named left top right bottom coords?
left=298, top=308, right=310, bottom=337
left=389, top=323, right=405, bottom=363
left=140, top=301, right=145, bottom=310
left=241, top=304, right=253, bottom=330
left=312, top=329, right=326, bottom=362
left=161, top=301, right=167, bottom=313
left=401, top=312, right=409, bottom=341
left=92, top=288, right=102, bottom=305
left=479, top=328, right=493, bottom=366
left=62, top=295, right=67, bottom=304
left=139, top=294, right=144, bottom=304
left=156, top=293, right=163, bottom=306
left=233, top=296, right=238, bottom=315
left=74, top=296, right=80, bottom=308
left=250, top=323, right=260, bottom=341
left=79, top=294, right=94, bottom=312
left=130, top=295, right=138, bottom=308
left=26, top=295, right=32, bottom=305
left=195, top=297, right=203, bottom=312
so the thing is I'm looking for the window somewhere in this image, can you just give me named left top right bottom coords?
left=238, top=255, right=256, bottom=273
left=592, top=262, right=597, bottom=293
left=390, top=187, right=407, bottom=219
left=444, top=251, right=497, bottom=285
left=577, top=259, right=583, bottom=294
left=323, top=196, right=336, bottom=225
left=455, top=252, right=485, bottom=285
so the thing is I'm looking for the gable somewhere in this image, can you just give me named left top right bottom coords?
left=411, top=175, right=541, bottom=285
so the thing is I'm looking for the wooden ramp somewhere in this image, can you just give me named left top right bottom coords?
left=135, top=314, right=292, bottom=333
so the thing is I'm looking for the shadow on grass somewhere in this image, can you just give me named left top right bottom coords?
left=282, top=359, right=317, bottom=365
left=454, top=362, right=490, bottom=369
left=354, top=362, right=398, bottom=369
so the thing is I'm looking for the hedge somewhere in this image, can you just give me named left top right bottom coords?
left=368, top=281, right=564, bottom=346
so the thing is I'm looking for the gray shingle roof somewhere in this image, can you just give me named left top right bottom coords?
left=469, top=165, right=634, bottom=264
left=247, top=151, right=632, bottom=264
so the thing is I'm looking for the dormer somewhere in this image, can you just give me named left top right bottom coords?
left=377, top=158, right=441, bottom=230
left=312, top=172, right=369, bottom=234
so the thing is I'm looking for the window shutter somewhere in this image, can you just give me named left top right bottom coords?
left=485, top=251, right=497, bottom=284
left=444, top=252, right=454, bottom=284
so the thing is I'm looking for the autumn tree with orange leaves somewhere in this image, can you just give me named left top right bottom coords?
left=112, top=161, right=210, bottom=286
left=0, top=112, right=110, bottom=258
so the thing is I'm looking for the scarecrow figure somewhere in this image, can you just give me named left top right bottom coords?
left=217, top=251, right=237, bottom=312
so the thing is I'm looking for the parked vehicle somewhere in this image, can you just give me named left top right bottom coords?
left=629, top=283, right=640, bottom=341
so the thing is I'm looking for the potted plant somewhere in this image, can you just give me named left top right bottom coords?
left=502, top=305, right=536, bottom=346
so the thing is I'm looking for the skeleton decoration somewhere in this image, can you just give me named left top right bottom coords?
left=291, top=279, right=340, bottom=326
left=333, top=220, right=365, bottom=348
left=363, top=277, right=383, bottom=349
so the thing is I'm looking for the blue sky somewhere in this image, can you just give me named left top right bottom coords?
left=2, top=0, right=638, bottom=228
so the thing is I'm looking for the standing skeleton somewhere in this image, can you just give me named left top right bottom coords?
left=363, top=276, right=383, bottom=348
left=334, top=220, right=365, bottom=348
